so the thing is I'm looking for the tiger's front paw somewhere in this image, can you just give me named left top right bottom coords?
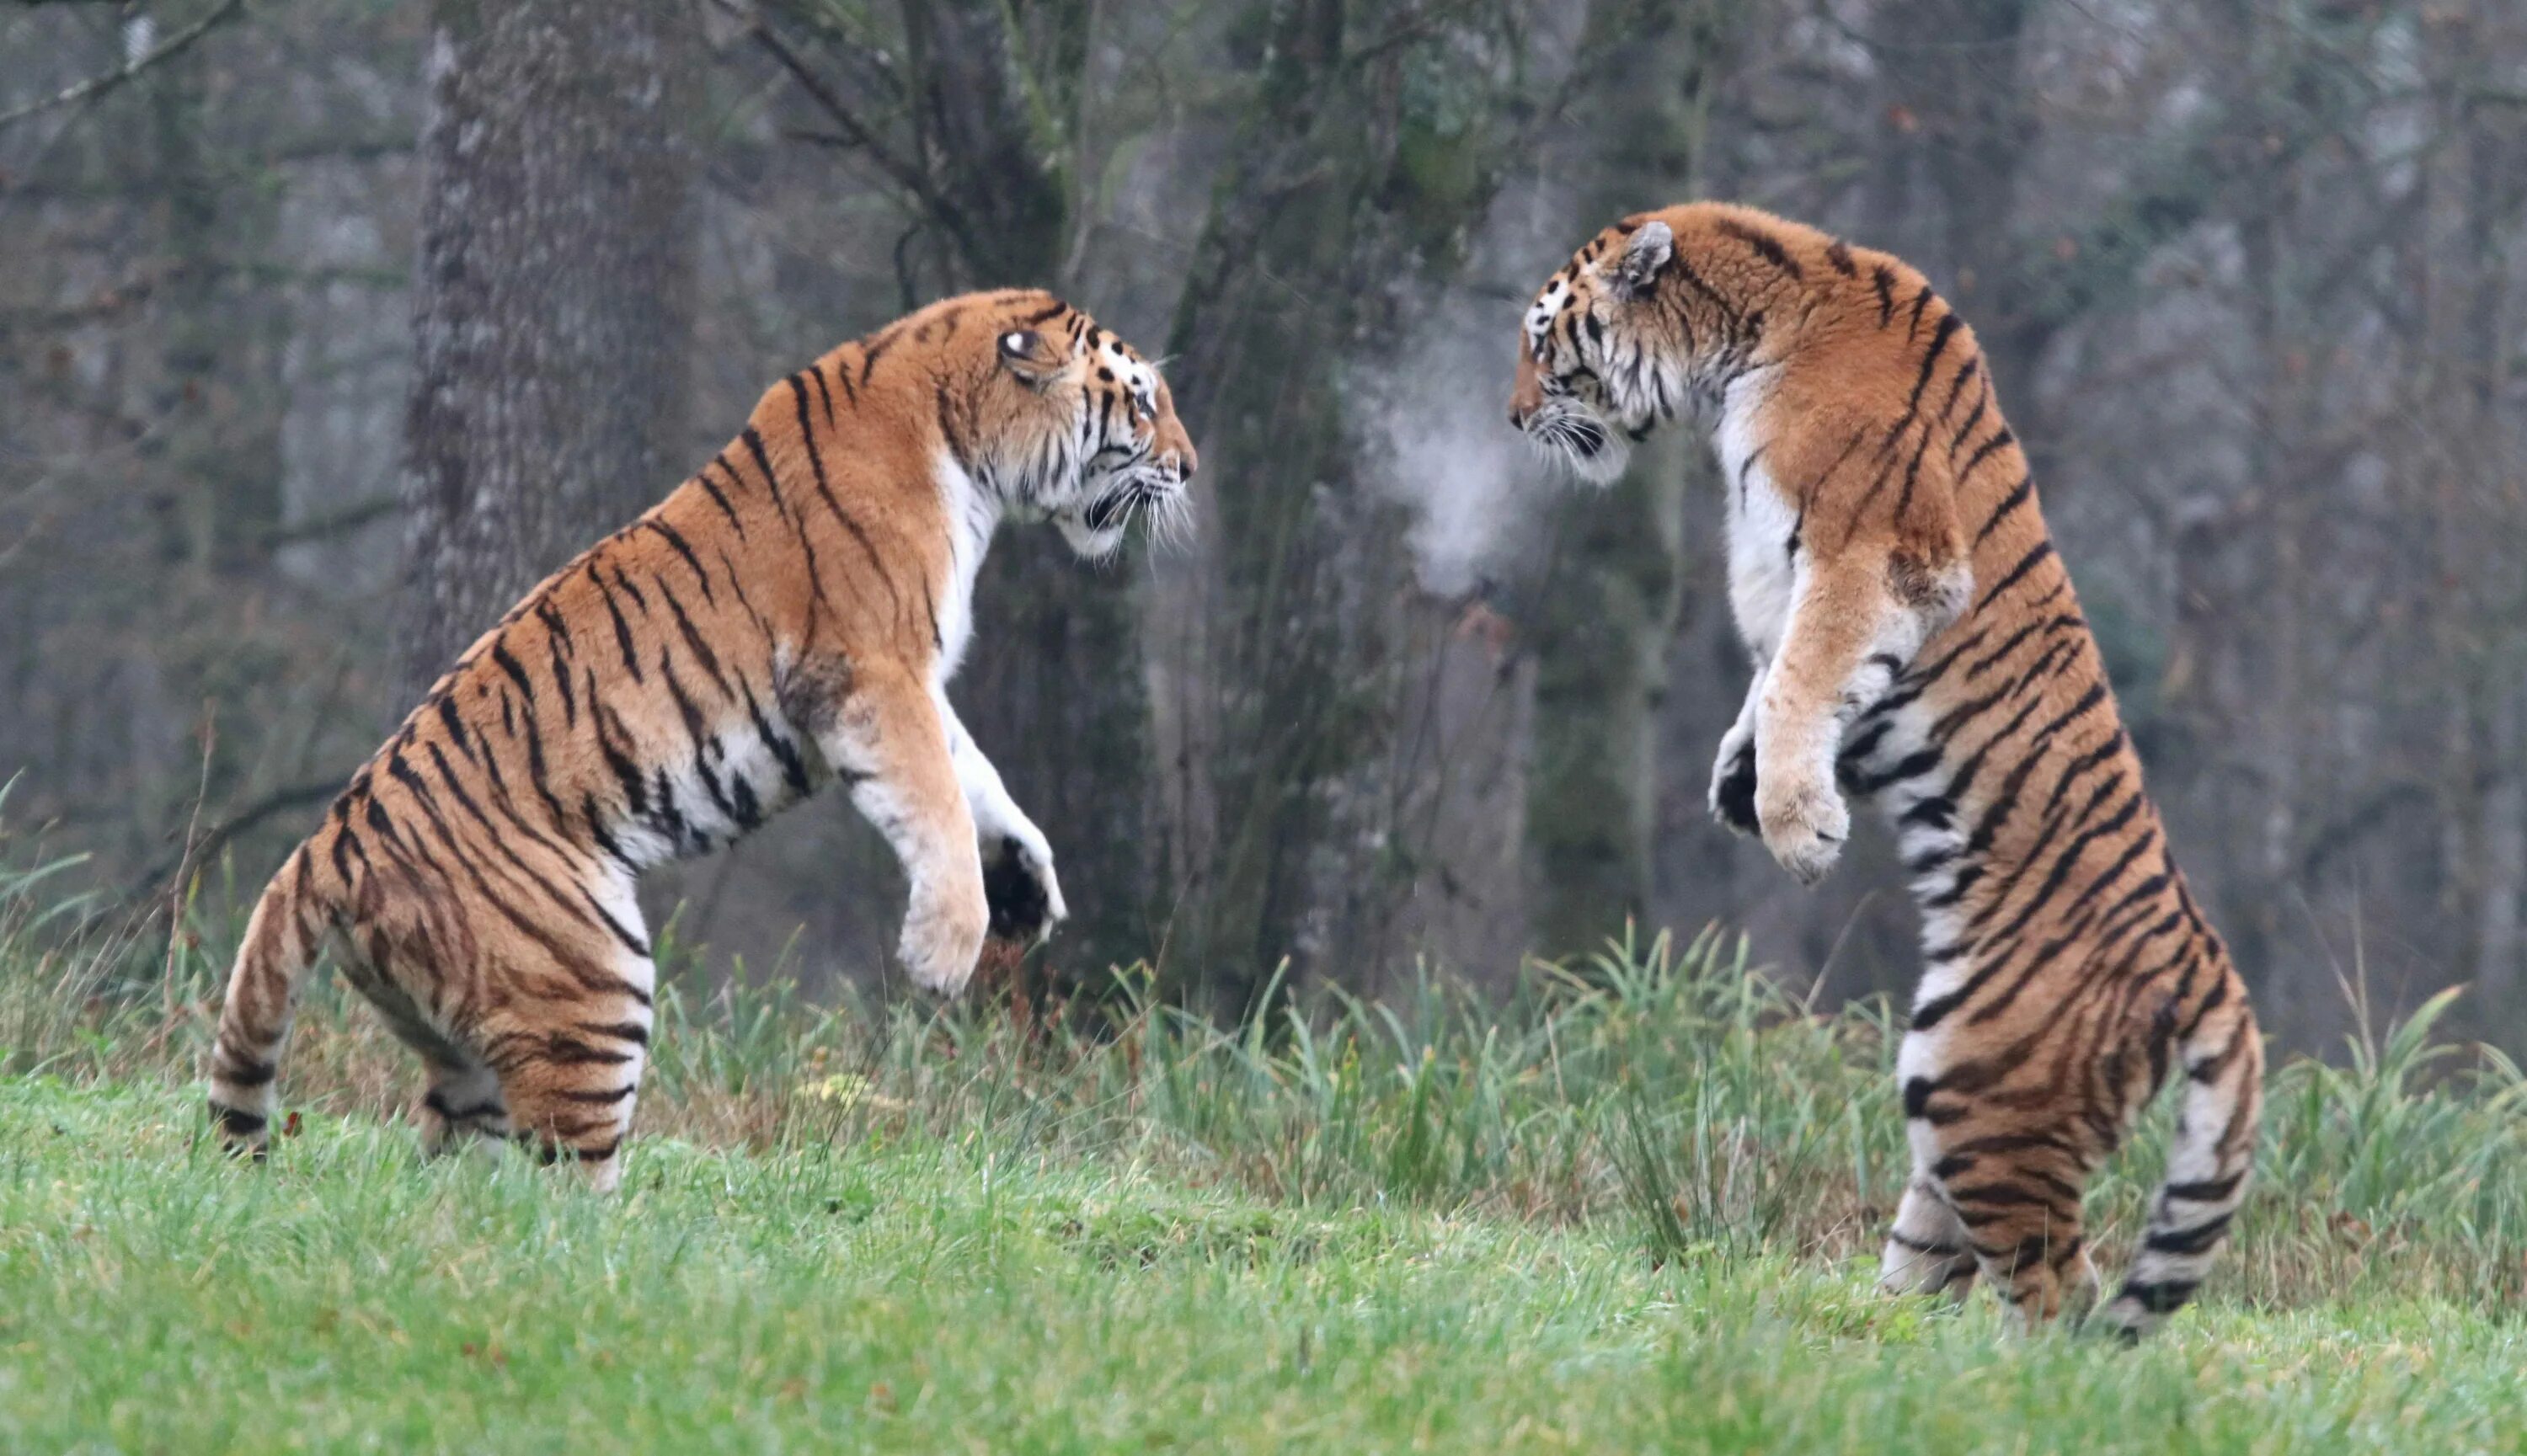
left=982, top=834, right=1067, bottom=944
left=900, top=880, right=990, bottom=996
left=1708, top=730, right=1759, bottom=836
left=1757, top=773, right=1848, bottom=887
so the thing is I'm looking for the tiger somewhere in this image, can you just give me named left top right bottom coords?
left=1509, top=202, right=2261, bottom=1336
left=207, top=289, right=1197, bottom=1191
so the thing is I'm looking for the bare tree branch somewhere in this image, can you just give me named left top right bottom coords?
left=704, top=0, right=954, bottom=229
left=0, top=0, right=246, bottom=132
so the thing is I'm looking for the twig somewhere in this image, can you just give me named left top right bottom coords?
left=120, top=774, right=345, bottom=913
left=157, top=701, right=220, bottom=1037
left=0, top=0, right=248, bottom=132
left=705, top=0, right=950, bottom=225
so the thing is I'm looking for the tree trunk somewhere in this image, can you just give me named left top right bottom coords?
left=1523, top=0, right=1731, bottom=958
left=1163, top=0, right=1544, bottom=1005
left=398, top=0, right=697, bottom=699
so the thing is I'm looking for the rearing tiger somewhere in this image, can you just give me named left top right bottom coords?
left=209, top=290, right=1196, bottom=1190
left=1511, top=203, right=2261, bottom=1336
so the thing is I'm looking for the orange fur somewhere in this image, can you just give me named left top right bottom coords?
left=1515, top=204, right=2260, bottom=1336
left=209, top=290, right=1195, bottom=1188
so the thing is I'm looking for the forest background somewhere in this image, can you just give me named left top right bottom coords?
left=5, top=0, right=2524, bottom=1059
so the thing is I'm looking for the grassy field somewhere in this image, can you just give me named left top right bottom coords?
left=7, top=840, right=2527, bottom=1451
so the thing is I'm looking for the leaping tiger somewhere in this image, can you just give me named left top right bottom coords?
left=1510, top=202, right=2260, bottom=1337
left=208, top=290, right=1197, bottom=1189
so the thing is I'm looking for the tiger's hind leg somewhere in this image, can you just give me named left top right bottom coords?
left=1878, top=1176, right=1977, bottom=1301
left=330, top=941, right=513, bottom=1157
left=477, top=911, right=655, bottom=1193
left=417, top=1055, right=511, bottom=1155
left=1936, top=1136, right=2097, bottom=1331
left=1900, top=1032, right=2102, bottom=1331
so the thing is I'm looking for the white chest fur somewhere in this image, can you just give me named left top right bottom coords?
left=1713, top=376, right=1798, bottom=662
left=932, top=452, right=998, bottom=685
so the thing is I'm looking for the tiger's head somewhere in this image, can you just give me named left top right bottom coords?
left=964, top=291, right=1197, bottom=560
left=1507, top=212, right=1741, bottom=484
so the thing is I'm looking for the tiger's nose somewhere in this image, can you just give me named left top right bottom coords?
left=1507, top=403, right=1532, bottom=429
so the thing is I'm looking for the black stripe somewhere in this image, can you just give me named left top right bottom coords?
left=858, top=320, right=904, bottom=386
left=211, top=1104, right=267, bottom=1136
left=1958, top=428, right=2016, bottom=484
left=694, top=460, right=748, bottom=536
left=638, top=519, right=717, bottom=605
left=717, top=551, right=778, bottom=647
left=1975, top=474, right=2033, bottom=546
left=1940, top=358, right=1980, bottom=420
left=490, top=641, right=537, bottom=706
left=2115, top=1278, right=2198, bottom=1314
left=1667, top=254, right=1747, bottom=333
left=740, top=680, right=812, bottom=797
left=527, top=1037, right=634, bottom=1066
left=2144, top=1212, right=2234, bottom=1256
left=1717, top=217, right=1803, bottom=276
left=2035, top=728, right=2129, bottom=823
left=1974, top=541, right=2054, bottom=613
left=1906, top=314, right=1963, bottom=414
left=653, top=577, right=730, bottom=694
left=533, top=603, right=579, bottom=727
left=433, top=693, right=474, bottom=762
left=216, top=1048, right=277, bottom=1086
left=577, top=1019, right=651, bottom=1046
left=740, top=424, right=840, bottom=621
left=1947, top=389, right=1990, bottom=455
left=608, top=565, right=648, bottom=615
left=590, top=693, right=649, bottom=819
left=586, top=565, right=646, bottom=684
left=740, top=427, right=794, bottom=518
left=2161, top=1172, right=2245, bottom=1204
left=805, top=366, right=836, bottom=428
left=792, top=376, right=903, bottom=617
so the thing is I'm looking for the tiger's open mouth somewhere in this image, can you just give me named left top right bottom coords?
left=1066, top=467, right=1192, bottom=556
left=1520, top=397, right=1631, bottom=484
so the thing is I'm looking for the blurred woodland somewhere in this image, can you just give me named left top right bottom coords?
left=3, top=0, right=2524, bottom=1054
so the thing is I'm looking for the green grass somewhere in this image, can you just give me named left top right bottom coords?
left=7, top=1078, right=2526, bottom=1453
left=7, top=824, right=2527, bottom=1451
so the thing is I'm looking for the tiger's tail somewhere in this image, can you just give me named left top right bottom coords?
left=2098, top=986, right=2263, bottom=1339
left=206, top=847, right=333, bottom=1159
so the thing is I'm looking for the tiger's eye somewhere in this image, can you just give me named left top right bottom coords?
left=999, top=330, right=1039, bottom=358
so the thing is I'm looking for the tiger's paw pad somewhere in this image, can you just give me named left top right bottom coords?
left=1757, top=777, right=1847, bottom=886
left=983, top=835, right=1067, bottom=944
left=900, top=885, right=990, bottom=997
left=1709, top=738, right=1759, bottom=835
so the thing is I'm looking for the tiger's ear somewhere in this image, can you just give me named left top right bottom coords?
left=997, top=328, right=1062, bottom=387
left=1607, top=221, right=1674, bottom=301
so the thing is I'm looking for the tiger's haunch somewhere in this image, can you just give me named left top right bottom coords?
left=1513, top=203, right=2260, bottom=1336
left=207, top=290, right=1195, bottom=1189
